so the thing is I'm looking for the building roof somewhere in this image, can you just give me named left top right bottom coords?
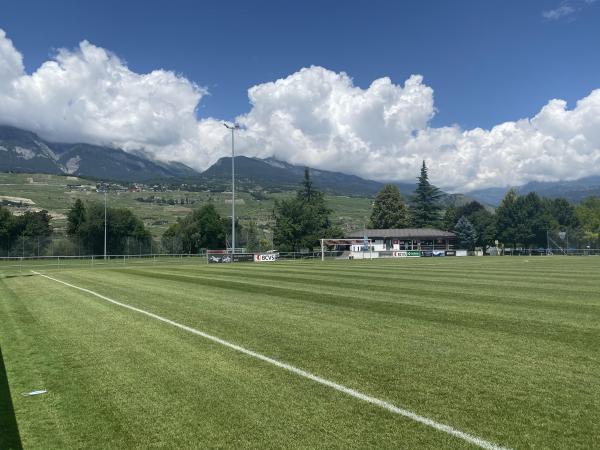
left=347, top=228, right=456, bottom=239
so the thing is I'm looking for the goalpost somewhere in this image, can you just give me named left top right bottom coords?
left=319, top=238, right=372, bottom=261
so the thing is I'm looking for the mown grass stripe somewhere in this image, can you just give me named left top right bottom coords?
left=115, top=268, right=599, bottom=347
left=149, top=266, right=600, bottom=313
left=32, top=270, right=510, bottom=450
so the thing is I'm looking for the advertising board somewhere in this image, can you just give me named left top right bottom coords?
left=208, top=253, right=255, bottom=263
left=254, top=253, right=279, bottom=262
left=391, top=251, right=421, bottom=257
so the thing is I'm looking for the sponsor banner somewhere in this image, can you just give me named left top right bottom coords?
left=445, top=250, right=456, bottom=256
left=421, top=251, right=433, bottom=257
left=455, top=250, right=468, bottom=257
left=254, top=253, right=279, bottom=262
left=234, top=253, right=255, bottom=262
left=208, top=253, right=254, bottom=263
left=433, top=250, right=446, bottom=257
left=390, top=251, right=421, bottom=257
left=208, top=254, right=231, bottom=264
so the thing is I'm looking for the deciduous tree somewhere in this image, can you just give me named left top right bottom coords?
left=368, top=184, right=410, bottom=229
left=273, top=168, right=341, bottom=252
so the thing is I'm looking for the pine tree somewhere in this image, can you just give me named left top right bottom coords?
left=368, top=184, right=410, bottom=229
left=444, top=201, right=496, bottom=250
left=454, top=216, right=477, bottom=250
left=299, top=167, right=314, bottom=202
left=411, top=161, right=443, bottom=228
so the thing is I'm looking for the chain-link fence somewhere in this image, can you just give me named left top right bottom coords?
left=0, top=253, right=207, bottom=278
left=0, top=236, right=198, bottom=258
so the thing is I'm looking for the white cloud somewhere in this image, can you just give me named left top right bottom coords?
left=236, top=66, right=600, bottom=191
left=1, top=29, right=600, bottom=192
left=0, top=31, right=222, bottom=167
left=542, top=0, right=598, bottom=21
left=542, top=3, right=576, bottom=20
left=0, top=30, right=24, bottom=84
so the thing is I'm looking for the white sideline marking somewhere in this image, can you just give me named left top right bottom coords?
left=32, top=270, right=510, bottom=450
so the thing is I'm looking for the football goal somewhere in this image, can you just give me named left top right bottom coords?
left=319, top=238, right=372, bottom=261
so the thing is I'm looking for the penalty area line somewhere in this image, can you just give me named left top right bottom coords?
left=31, top=270, right=510, bottom=450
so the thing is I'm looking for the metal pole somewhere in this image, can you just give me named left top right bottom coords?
left=104, top=188, right=107, bottom=260
left=224, top=123, right=240, bottom=257
left=231, top=127, right=235, bottom=256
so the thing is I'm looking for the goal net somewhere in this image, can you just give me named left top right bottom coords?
left=319, top=238, right=372, bottom=261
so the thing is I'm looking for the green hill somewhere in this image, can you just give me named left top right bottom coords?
left=0, top=172, right=374, bottom=238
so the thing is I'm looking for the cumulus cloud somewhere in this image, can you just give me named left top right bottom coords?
left=542, top=0, right=597, bottom=21
left=1, top=29, right=600, bottom=192
left=236, top=67, right=600, bottom=191
left=0, top=29, right=226, bottom=169
left=542, top=3, right=577, bottom=20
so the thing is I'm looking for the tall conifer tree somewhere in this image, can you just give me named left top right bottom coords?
left=411, top=161, right=442, bottom=228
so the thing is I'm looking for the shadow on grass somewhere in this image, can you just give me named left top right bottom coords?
left=0, top=345, right=22, bottom=450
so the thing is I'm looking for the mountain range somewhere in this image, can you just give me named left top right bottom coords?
left=0, top=125, right=197, bottom=181
left=466, top=177, right=600, bottom=206
left=2, top=124, right=600, bottom=204
left=0, top=124, right=457, bottom=201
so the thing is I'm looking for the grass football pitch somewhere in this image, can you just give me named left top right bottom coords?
left=1, top=257, right=599, bottom=449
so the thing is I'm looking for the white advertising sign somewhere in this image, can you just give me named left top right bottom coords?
left=254, top=253, right=278, bottom=262
left=392, top=251, right=420, bottom=257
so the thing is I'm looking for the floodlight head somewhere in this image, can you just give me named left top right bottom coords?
left=223, top=122, right=241, bottom=130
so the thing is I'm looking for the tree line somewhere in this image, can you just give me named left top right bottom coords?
left=3, top=161, right=600, bottom=256
left=368, top=161, right=595, bottom=251
left=0, top=207, right=52, bottom=254
left=161, top=168, right=339, bottom=253
left=66, top=199, right=151, bottom=255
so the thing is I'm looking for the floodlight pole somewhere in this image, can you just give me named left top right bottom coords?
left=224, top=123, right=240, bottom=256
left=104, top=187, right=107, bottom=260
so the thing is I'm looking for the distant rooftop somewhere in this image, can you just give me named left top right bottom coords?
left=347, top=228, right=456, bottom=239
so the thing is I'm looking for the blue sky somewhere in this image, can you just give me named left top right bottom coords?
left=3, top=0, right=599, bottom=129
left=1, top=0, right=600, bottom=190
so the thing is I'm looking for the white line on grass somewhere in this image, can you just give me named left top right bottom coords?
left=32, top=270, right=510, bottom=450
